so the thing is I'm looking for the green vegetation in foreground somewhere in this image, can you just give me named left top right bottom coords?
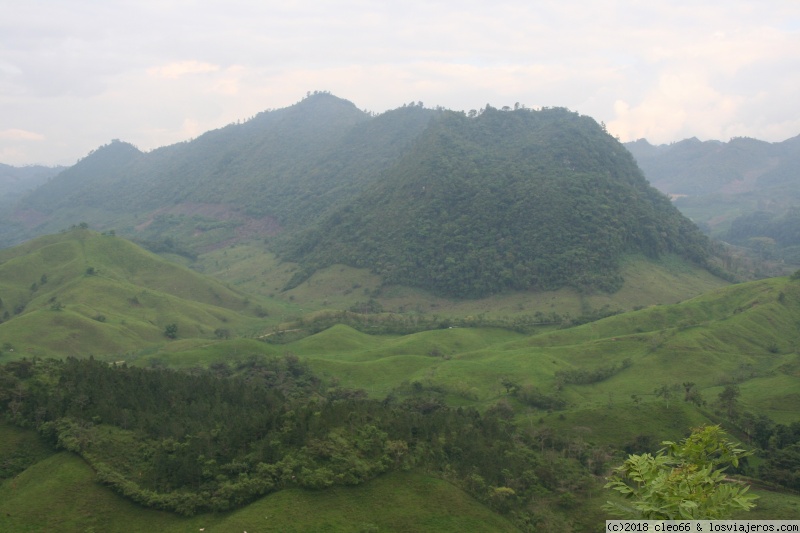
left=605, top=425, right=757, bottom=519
left=0, top=447, right=518, bottom=533
left=1, top=356, right=604, bottom=531
left=2, top=234, right=800, bottom=530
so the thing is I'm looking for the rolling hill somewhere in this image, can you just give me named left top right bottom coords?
left=0, top=228, right=282, bottom=358
left=2, top=268, right=800, bottom=531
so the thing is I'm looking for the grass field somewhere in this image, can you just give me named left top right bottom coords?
left=120, top=272, right=800, bottom=450
left=195, top=243, right=729, bottom=319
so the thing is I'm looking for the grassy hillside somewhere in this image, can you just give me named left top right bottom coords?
left=0, top=428, right=518, bottom=533
left=133, top=271, right=799, bottom=440
left=194, top=245, right=728, bottom=324
left=0, top=229, right=288, bottom=358
left=2, top=272, right=800, bottom=531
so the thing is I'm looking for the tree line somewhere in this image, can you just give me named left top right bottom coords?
left=0, top=356, right=605, bottom=530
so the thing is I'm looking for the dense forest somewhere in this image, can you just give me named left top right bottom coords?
left=0, top=356, right=602, bottom=530
left=281, top=106, right=711, bottom=297
left=4, top=354, right=800, bottom=527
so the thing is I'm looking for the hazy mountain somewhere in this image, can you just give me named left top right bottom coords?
left=625, top=135, right=800, bottom=262
left=5, top=94, right=716, bottom=298
left=0, top=163, right=63, bottom=206
left=9, top=93, right=437, bottom=245
left=625, top=135, right=800, bottom=197
left=282, top=106, right=712, bottom=297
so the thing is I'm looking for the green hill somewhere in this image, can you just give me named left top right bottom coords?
left=2, top=271, right=800, bottom=530
left=0, top=435, right=519, bottom=533
left=283, top=106, right=713, bottom=296
left=0, top=228, right=280, bottom=358
left=6, top=94, right=438, bottom=249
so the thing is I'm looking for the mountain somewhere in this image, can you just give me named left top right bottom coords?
left=5, top=95, right=717, bottom=299
left=282, top=106, right=712, bottom=297
left=625, top=136, right=800, bottom=262
left=0, top=228, right=274, bottom=358
left=7, top=94, right=438, bottom=248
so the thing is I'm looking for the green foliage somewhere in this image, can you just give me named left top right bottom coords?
left=283, top=107, right=711, bottom=297
left=555, top=359, right=631, bottom=386
left=10, top=95, right=437, bottom=249
left=0, top=356, right=597, bottom=527
left=604, top=425, right=758, bottom=519
left=163, top=323, right=178, bottom=339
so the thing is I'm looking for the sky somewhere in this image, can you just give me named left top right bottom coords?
left=1, top=0, right=799, bottom=166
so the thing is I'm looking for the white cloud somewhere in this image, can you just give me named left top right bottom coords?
left=1, top=0, right=799, bottom=164
left=147, top=61, right=220, bottom=79
left=0, top=129, right=45, bottom=141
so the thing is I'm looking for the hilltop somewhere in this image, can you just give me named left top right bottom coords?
left=7, top=93, right=437, bottom=248
left=282, top=106, right=713, bottom=296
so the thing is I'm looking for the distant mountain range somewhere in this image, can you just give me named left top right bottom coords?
left=625, top=135, right=800, bottom=262
left=0, top=163, right=63, bottom=208
left=625, top=135, right=800, bottom=197
left=0, top=93, right=715, bottom=297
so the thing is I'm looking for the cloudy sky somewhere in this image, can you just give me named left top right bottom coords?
left=2, top=0, right=799, bottom=166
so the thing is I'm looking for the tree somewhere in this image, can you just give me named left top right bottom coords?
left=682, top=382, right=705, bottom=406
left=604, top=425, right=757, bottom=520
left=654, top=384, right=677, bottom=408
left=717, top=384, right=740, bottom=419
left=164, top=323, right=178, bottom=339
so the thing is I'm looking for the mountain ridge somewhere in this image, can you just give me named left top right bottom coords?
left=282, top=106, right=713, bottom=296
left=4, top=94, right=719, bottom=297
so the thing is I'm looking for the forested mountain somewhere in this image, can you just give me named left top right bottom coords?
left=4, top=94, right=715, bottom=298
left=625, top=135, right=800, bottom=262
left=7, top=94, right=438, bottom=246
left=282, top=106, right=711, bottom=297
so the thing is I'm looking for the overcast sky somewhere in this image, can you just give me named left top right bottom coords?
left=2, top=1, right=799, bottom=166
